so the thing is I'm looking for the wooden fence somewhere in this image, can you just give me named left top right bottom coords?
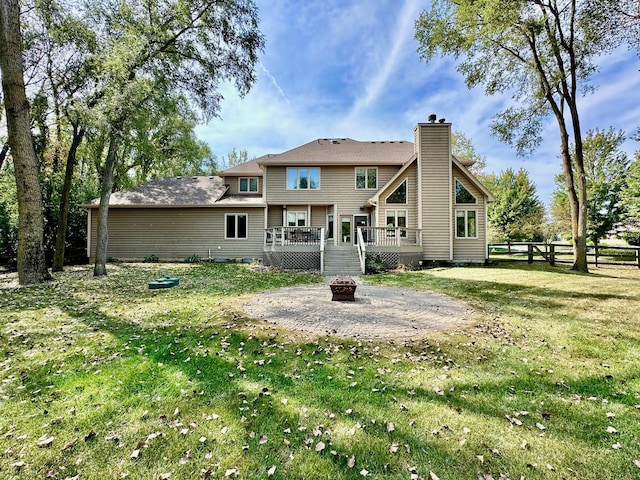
left=489, top=242, right=640, bottom=268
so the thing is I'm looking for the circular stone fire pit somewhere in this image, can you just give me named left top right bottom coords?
left=242, top=281, right=472, bottom=340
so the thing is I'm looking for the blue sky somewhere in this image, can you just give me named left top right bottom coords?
left=195, top=0, right=640, bottom=205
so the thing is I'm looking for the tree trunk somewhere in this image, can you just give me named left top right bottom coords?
left=52, top=125, right=85, bottom=272
left=0, top=143, right=9, bottom=170
left=0, top=0, right=51, bottom=284
left=93, top=130, right=120, bottom=276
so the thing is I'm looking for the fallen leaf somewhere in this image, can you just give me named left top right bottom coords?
left=131, top=449, right=140, bottom=460
left=612, top=443, right=622, bottom=450
left=386, top=422, right=395, bottom=433
left=315, top=441, right=325, bottom=452
left=430, top=471, right=440, bottom=480
left=37, top=435, right=55, bottom=448
left=607, top=426, right=619, bottom=434
left=606, top=412, right=615, bottom=418
left=633, top=459, right=640, bottom=469
left=536, top=422, right=546, bottom=431
left=224, top=468, right=238, bottom=477
left=390, top=443, right=399, bottom=453
left=267, top=466, right=276, bottom=476
left=347, top=456, right=356, bottom=468
left=259, top=435, right=268, bottom=445
left=360, top=469, right=369, bottom=476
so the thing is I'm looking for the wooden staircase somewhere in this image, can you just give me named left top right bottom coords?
left=323, top=245, right=362, bottom=276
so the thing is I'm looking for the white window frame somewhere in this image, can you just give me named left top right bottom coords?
left=385, top=209, right=407, bottom=238
left=286, top=167, right=320, bottom=190
left=355, top=167, right=378, bottom=190
left=385, top=179, right=408, bottom=204
left=455, top=209, right=478, bottom=239
left=239, top=177, right=259, bottom=193
left=455, top=179, right=477, bottom=204
left=225, top=213, right=248, bottom=240
left=287, top=211, right=307, bottom=227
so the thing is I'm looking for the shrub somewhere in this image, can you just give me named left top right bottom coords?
left=143, top=254, right=159, bottom=263
left=620, top=230, right=640, bottom=246
left=365, top=253, right=388, bottom=274
left=184, top=254, right=201, bottom=263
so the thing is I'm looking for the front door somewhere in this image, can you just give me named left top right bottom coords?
left=340, top=216, right=351, bottom=245
left=354, top=214, right=368, bottom=244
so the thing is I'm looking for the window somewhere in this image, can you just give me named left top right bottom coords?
left=239, top=177, right=258, bottom=193
left=287, top=211, right=307, bottom=227
left=287, top=167, right=320, bottom=190
left=386, top=180, right=407, bottom=204
left=456, top=210, right=477, bottom=238
left=225, top=213, right=248, bottom=239
left=327, top=214, right=334, bottom=239
left=355, top=168, right=377, bottom=189
left=386, top=210, right=407, bottom=237
left=455, top=180, right=476, bottom=204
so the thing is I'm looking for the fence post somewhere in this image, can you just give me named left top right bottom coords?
left=528, top=244, right=533, bottom=264
left=549, top=244, right=555, bottom=266
left=594, top=244, right=599, bottom=268
left=637, top=248, right=640, bottom=269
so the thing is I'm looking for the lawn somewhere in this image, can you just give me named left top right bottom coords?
left=0, top=262, right=639, bottom=479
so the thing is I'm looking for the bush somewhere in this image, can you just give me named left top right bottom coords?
left=184, top=254, right=201, bottom=263
left=143, top=254, right=159, bottom=263
left=365, top=253, right=388, bottom=274
left=620, top=230, right=640, bottom=246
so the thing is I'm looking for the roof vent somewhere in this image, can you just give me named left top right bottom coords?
left=331, top=139, right=339, bottom=144
left=428, top=114, right=437, bottom=123
left=439, top=118, right=446, bottom=123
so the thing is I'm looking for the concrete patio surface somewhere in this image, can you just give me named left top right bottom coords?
left=242, top=278, right=473, bottom=340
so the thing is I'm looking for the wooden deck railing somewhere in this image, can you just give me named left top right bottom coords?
left=489, top=242, right=640, bottom=268
left=265, top=227, right=324, bottom=246
left=358, top=227, right=422, bottom=247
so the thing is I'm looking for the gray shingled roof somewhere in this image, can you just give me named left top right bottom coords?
left=218, top=156, right=265, bottom=176
left=84, top=176, right=229, bottom=207
left=258, top=138, right=414, bottom=166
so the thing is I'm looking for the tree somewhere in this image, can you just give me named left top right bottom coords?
left=486, top=168, right=545, bottom=242
left=221, top=148, right=251, bottom=170
left=621, top=131, right=640, bottom=223
left=451, top=131, right=486, bottom=173
left=0, top=0, right=51, bottom=284
left=551, top=128, right=630, bottom=245
left=415, top=0, right=608, bottom=272
left=81, top=0, right=264, bottom=276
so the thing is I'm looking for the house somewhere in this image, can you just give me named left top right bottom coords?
left=84, top=117, right=494, bottom=274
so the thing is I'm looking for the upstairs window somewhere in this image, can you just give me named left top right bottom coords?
left=386, top=180, right=407, bottom=204
left=287, top=167, right=320, bottom=190
left=239, top=177, right=259, bottom=193
left=356, top=168, right=377, bottom=189
left=455, top=180, right=476, bottom=204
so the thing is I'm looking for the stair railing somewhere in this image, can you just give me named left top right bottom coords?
left=356, top=228, right=366, bottom=274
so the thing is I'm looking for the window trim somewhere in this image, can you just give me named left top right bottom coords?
left=355, top=167, right=378, bottom=190
left=239, top=177, right=259, bottom=193
left=225, top=213, right=249, bottom=240
left=455, top=179, right=477, bottom=204
left=455, top=209, right=478, bottom=239
left=286, top=211, right=307, bottom=227
left=385, top=179, right=408, bottom=204
left=286, top=167, right=321, bottom=190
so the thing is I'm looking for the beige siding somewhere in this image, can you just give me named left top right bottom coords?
left=377, top=162, right=418, bottom=229
left=267, top=205, right=283, bottom=228
left=265, top=165, right=400, bottom=220
left=88, top=207, right=265, bottom=261
left=224, top=175, right=262, bottom=196
left=452, top=166, right=489, bottom=262
left=416, top=123, right=452, bottom=260
left=311, top=205, right=328, bottom=226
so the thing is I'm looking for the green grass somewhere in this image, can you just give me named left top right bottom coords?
left=1, top=261, right=639, bottom=479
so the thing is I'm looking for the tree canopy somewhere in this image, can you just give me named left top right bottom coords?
left=415, top=0, right=625, bottom=272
